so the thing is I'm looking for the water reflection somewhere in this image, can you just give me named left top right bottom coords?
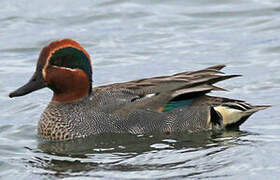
left=27, top=130, right=251, bottom=178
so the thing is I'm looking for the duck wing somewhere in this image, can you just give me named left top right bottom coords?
left=94, top=64, right=240, bottom=112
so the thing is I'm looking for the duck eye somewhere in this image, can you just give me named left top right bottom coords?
left=51, top=57, right=63, bottom=66
left=49, top=48, right=79, bottom=69
left=48, top=47, right=92, bottom=83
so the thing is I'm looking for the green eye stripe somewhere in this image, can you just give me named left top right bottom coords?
left=49, top=47, right=92, bottom=83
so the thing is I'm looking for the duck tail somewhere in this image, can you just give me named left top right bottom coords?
left=245, top=105, right=271, bottom=113
left=213, top=102, right=271, bottom=129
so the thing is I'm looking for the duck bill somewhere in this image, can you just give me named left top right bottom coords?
left=9, top=71, right=46, bottom=98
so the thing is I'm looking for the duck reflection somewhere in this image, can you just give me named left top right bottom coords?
left=29, top=130, right=252, bottom=177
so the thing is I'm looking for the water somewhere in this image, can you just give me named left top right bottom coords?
left=0, top=0, right=279, bottom=179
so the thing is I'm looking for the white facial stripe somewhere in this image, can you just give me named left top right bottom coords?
left=53, top=65, right=77, bottom=72
left=43, top=45, right=78, bottom=71
left=42, top=68, right=46, bottom=80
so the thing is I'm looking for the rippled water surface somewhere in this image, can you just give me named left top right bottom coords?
left=0, top=0, right=279, bottom=179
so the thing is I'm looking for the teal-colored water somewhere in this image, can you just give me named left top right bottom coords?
left=0, top=0, right=279, bottom=179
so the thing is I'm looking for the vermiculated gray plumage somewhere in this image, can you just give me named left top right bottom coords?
left=38, top=65, right=269, bottom=140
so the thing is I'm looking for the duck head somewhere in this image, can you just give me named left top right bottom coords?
left=9, top=39, right=92, bottom=103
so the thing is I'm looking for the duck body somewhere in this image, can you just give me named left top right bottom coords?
left=38, top=93, right=226, bottom=140
left=9, top=39, right=269, bottom=141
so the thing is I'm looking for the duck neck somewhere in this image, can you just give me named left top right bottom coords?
left=45, top=66, right=91, bottom=103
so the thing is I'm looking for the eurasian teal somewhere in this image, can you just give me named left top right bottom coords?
left=9, top=39, right=269, bottom=141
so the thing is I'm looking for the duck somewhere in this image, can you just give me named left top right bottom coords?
left=9, top=39, right=269, bottom=141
